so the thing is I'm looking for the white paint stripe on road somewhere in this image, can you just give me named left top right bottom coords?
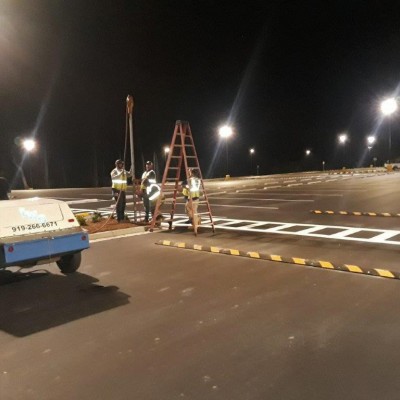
left=66, top=199, right=105, bottom=204
left=210, top=204, right=279, bottom=210
left=171, top=217, right=400, bottom=246
left=209, top=197, right=314, bottom=202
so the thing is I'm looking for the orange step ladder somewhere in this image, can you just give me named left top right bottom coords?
left=150, top=120, right=215, bottom=235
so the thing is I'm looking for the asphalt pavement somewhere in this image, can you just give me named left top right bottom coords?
left=2, top=170, right=400, bottom=399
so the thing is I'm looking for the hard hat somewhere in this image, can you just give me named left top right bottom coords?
left=115, top=159, right=124, bottom=165
left=145, top=160, right=153, bottom=165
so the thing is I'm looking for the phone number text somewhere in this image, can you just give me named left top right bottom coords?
left=11, top=221, right=59, bottom=232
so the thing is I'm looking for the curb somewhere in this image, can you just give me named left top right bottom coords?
left=156, top=240, right=400, bottom=280
left=89, top=225, right=147, bottom=240
left=311, top=210, right=400, bottom=217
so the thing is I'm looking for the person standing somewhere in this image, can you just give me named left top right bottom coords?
left=110, top=159, right=131, bottom=222
left=0, top=176, right=10, bottom=200
left=183, top=168, right=201, bottom=227
left=141, top=161, right=160, bottom=222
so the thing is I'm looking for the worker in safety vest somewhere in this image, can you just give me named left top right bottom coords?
left=110, top=159, right=131, bottom=222
left=182, top=168, right=201, bottom=226
left=141, top=161, right=160, bottom=222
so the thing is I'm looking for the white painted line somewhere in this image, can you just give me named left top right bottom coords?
left=172, top=217, right=400, bottom=245
left=66, top=199, right=108, bottom=204
left=209, top=197, right=314, bottom=202
left=90, top=231, right=150, bottom=242
left=210, top=204, right=279, bottom=210
left=262, top=223, right=296, bottom=232
left=368, top=231, right=400, bottom=242
left=296, top=226, right=327, bottom=234
left=263, top=185, right=282, bottom=189
left=330, top=228, right=363, bottom=238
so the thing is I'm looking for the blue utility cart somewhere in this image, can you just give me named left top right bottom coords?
left=0, top=198, right=89, bottom=273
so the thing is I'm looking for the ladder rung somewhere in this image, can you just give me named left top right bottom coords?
left=168, top=167, right=179, bottom=170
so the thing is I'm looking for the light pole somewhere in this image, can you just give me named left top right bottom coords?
left=219, top=125, right=233, bottom=176
left=21, top=139, right=37, bottom=189
left=164, top=146, right=170, bottom=163
left=381, top=97, right=398, bottom=163
left=367, top=136, right=375, bottom=166
left=338, top=133, right=348, bottom=167
left=249, top=148, right=255, bottom=174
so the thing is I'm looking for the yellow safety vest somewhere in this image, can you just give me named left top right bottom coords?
left=189, top=177, right=200, bottom=199
left=111, top=168, right=128, bottom=191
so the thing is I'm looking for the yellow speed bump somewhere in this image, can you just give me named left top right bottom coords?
left=311, top=210, right=400, bottom=218
left=156, top=240, right=400, bottom=281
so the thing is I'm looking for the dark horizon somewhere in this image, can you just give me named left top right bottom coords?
left=1, top=0, right=400, bottom=188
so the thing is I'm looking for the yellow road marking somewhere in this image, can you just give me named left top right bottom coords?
left=345, top=264, right=363, bottom=273
left=247, top=252, right=260, bottom=259
left=319, top=261, right=334, bottom=269
left=374, top=269, right=395, bottom=278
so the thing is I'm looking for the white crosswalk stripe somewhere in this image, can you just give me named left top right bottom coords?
left=169, top=216, right=400, bottom=246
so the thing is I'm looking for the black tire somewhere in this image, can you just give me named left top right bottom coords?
left=56, top=252, right=81, bottom=273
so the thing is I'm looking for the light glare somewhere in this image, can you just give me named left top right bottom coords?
left=338, top=134, right=348, bottom=144
left=22, top=139, right=36, bottom=152
left=219, top=125, right=233, bottom=138
left=381, top=98, right=398, bottom=116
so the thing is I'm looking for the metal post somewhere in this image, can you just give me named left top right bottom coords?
left=388, top=116, right=392, bottom=163
left=226, top=141, right=229, bottom=175
left=126, top=95, right=136, bottom=222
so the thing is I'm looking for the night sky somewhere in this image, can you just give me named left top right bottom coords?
left=1, top=0, right=400, bottom=188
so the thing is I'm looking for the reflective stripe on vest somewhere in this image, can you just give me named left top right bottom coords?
left=148, top=183, right=161, bottom=201
left=189, top=178, right=200, bottom=198
left=112, top=172, right=128, bottom=190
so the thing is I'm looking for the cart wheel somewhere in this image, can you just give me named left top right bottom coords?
left=57, top=252, right=81, bottom=274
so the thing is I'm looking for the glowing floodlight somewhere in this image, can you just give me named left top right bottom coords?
left=22, top=139, right=36, bottom=152
left=381, top=98, right=398, bottom=116
left=219, top=125, right=233, bottom=139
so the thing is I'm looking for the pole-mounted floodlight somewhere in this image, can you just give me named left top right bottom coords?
left=305, top=149, right=311, bottom=156
left=381, top=98, right=398, bottom=116
left=219, top=125, right=233, bottom=138
left=249, top=148, right=255, bottom=155
left=367, top=136, right=376, bottom=145
left=22, top=138, right=36, bottom=152
left=219, top=125, right=233, bottom=176
left=164, top=146, right=170, bottom=154
left=338, top=133, right=348, bottom=144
